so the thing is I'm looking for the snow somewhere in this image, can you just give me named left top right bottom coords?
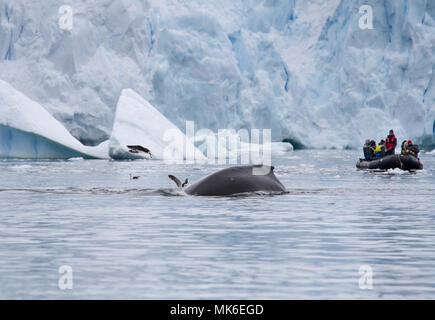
left=109, top=89, right=206, bottom=161
left=0, top=79, right=109, bottom=159
left=0, top=0, right=434, bottom=149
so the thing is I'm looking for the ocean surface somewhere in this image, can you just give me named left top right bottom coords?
left=1, top=150, right=435, bottom=299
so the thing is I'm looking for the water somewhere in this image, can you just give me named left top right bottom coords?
left=1, top=150, right=435, bottom=299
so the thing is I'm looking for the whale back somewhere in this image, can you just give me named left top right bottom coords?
left=184, top=165, right=286, bottom=196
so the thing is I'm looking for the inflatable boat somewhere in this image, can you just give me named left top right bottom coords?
left=356, top=154, right=423, bottom=171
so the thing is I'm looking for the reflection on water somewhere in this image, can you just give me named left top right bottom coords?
left=0, top=150, right=434, bottom=299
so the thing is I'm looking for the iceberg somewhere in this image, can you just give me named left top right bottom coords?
left=194, top=130, right=293, bottom=162
left=0, top=79, right=109, bottom=159
left=109, top=89, right=206, bottom=162
left=0, top=80, right=285, bottom=162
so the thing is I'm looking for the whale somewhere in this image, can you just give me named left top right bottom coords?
left=169, top=165, right=286, bottom=196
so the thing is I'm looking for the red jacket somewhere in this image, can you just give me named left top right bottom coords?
left=386, top=135, right=397, bottom=150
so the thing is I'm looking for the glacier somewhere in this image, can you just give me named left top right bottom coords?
left=0, top=0, right=434, bottom=149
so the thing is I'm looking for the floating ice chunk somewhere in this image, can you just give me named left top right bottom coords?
left=193, top=130, right=293, bottom=163
left=109, top=89, right=206, bottom=161
left=0, top=80, right=109, bottom=159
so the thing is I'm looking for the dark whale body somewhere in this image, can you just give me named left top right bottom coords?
left=184, top=165, right=286, bottom=196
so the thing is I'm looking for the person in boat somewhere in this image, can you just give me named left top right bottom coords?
left=385, top=129, right=397, bottom=155
left=363, top=139, right=375, bottom=160
left=402, top=140, right=420, bottom=158
left=401, top=140, right=408, bottom=155
left=374, top=140, right=386, bottom=159
left=408, top=141, right=420, bottom=157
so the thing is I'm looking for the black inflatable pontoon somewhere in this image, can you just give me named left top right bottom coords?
left=356, top=154, right=423, bottom=171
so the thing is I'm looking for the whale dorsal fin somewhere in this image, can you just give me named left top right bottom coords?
left=168, top=175, right=182, bottom=188
left=182, top=179, right=188, bottom=188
